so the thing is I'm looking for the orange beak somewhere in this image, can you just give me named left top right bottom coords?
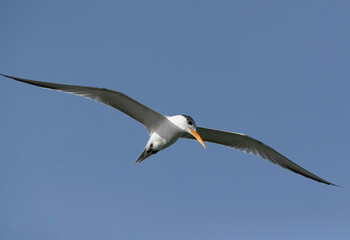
left=190, top=128, right=206, bottom=149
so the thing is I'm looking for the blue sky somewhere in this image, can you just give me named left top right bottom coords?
left=1, top=1, right=349, bottom=239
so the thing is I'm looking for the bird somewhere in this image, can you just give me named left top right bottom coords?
left=1, top=73, right=335, bottom=186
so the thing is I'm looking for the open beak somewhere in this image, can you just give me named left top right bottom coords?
left=190, top=128, right=206, bottom=149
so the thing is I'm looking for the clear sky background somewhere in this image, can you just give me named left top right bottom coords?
left=1, top=1, right=349, bottom=239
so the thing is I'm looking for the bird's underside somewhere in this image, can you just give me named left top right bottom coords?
left=1, top=73, right=336, bottom=186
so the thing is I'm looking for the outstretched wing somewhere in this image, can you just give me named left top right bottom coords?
left=1, top=74, right=166, bottom=134
left=183, top=127, right=335, bottom=185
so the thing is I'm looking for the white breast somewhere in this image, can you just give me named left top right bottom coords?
left=146, top=115, right=187, bottom=150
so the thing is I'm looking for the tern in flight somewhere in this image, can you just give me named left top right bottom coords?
left=1, top=74, right=335, bottom=185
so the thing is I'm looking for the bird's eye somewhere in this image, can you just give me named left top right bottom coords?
left=188, top=121, right=193, bottom=125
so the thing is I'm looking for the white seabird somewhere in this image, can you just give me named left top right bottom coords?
left=1, top=74, right=335, bottom=185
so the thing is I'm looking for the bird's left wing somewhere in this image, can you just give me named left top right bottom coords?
left=183, top=127, right=335, bottom=185
left=1, top=74, right=166, bottom=134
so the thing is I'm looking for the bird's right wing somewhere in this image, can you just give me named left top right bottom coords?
left=1, top=74, right=166, bottom=134
left=183, top=127, right=335, bottom=185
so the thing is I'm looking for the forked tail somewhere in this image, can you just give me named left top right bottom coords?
left=135, top=147, right=159, bottom=164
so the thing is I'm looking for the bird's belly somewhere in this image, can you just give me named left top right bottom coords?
left=148, top=132, right=181, bottom=150
left=148, top=117, right=184, bottom=150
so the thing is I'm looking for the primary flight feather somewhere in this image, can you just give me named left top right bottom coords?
left=1, top=74, right=335, bottom=185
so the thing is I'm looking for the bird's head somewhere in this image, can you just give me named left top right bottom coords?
left=180, top=115, right=206, bottom=149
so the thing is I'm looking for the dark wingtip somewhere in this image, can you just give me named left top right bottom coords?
left=329, top=182, right=340, bottom=187
left=319, top=179, right=339, bottom=187
left=1, top=73, right=19, bottom=80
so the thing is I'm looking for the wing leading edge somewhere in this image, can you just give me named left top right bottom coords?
left=183, top=127, right=335, bottom=185
left=1, top=74, right=165, bottom=134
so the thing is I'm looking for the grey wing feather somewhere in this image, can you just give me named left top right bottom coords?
left=1, top=74, right=165, bottom=134
left=183, top=127, right=335, bottom=185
